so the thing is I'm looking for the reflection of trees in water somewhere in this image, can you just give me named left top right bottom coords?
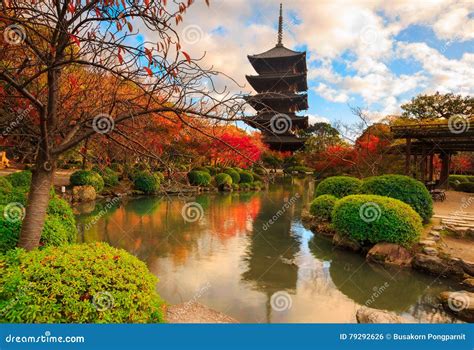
left=309, top=234, right=458, bottom=319
left=241, top=186, right=302, bottom=322
left=407, top=294, right=460, bottom=323
left=76, top=193, right=262, bottom=267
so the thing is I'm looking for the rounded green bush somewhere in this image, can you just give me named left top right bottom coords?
left=457, top=182, right=474, bottom=193
left=102, top=168, right=119, bottom=188
left=0, top=196, right=77, bottom=254
left=332, top=194, right=422, bottom=246
left=187, top=171, right=212, bottom=186
left=315, top=176, right=362, bottom=198
left=70, top=170, right=104, bottom=193
left=133, top=171, right=161, bottom=194
left=238, top=171, right=254, bottom=184
left=239, top=183, right=251, bottom=190
left=361, top=174, right=433, bottom=223
left=5, top=171, right=32, bottom=190
left=215, top=173, right=233, bottom=188
left=449, top=175, right=469, bottom=189
left=310, top=194, right=338, bottom=221
left=224, top=168, right=240, bottom=184
left=251, top=181, right=263, bottom=190
left=191, top=167, right=210, bottom=174
left=0, top=243, right=165, bottom=323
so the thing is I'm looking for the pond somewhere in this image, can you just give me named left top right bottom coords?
left=75, top=177, right=459, bottom=323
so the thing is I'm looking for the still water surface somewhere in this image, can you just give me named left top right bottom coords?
left=76, top=177, right=458, bottom=323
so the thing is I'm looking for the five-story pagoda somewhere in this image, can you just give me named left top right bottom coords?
left=244, top=4, right=308, bottom=151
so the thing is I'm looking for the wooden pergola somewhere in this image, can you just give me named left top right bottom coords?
left=390, top=118, right=474, bottom=189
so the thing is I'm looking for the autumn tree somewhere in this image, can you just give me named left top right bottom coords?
left=401, top=92, right=473, bottom=120
left=0, top=0, right=245, bottom=250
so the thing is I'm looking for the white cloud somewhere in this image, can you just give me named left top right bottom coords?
left=313, top=83, right=349, bottom=103
left=307, top=114, right=330, bottom=125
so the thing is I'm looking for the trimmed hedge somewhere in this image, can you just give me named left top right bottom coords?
left=70, top=170, right=104, bottom=193
left=449, top=175, right=469, bottom=189
left=332, top=194, right=422, bottom=246
left=238, top=171, right=254, bottom=184
left=101, top=168, right=119, bottom=188
left=361, top=174, right=433, bottom=223
left=224, top=168, right=240, bottom=184
left=0, top=243, right=165, bottom=323
left=215, top=173, right=233, bottom=188
left=187, top=171, right=212, bottom=186
left=457, top=182, right=474, bottom=193
left=315, top=176, right=362, bottom=198
left=133, top=172, right=161, bottom=194
left=310, top=195, right=337, bottom=222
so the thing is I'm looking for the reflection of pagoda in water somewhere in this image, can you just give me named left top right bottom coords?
left=241, top=188, right=300, bottom=322
left=244, top=4, right=309, bottom=152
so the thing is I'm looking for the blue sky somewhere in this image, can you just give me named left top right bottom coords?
left=140, top=0, right=474, bottom=127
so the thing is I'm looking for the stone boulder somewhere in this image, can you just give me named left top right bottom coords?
left=412, top=254, right=465, bottom=280
left=366, top=243, right=413, bottom=267
left=332, top=232, right=361, bottom=252
left=72, top=185, right=96, bottom=202
left=356, top=307, right=406, bottom=323
left=439, top=291, right=474, bottom=323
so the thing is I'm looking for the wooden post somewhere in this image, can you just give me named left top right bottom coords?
left=428, top=154, right=434, bottom=182
left=440, top=152, right=450, bottom=189
left=405, top=138, right=411, bottom=176
left=420, top=145, right=426, bottom=183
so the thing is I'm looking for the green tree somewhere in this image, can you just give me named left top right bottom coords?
left=401, top=92, right=473, bottom=120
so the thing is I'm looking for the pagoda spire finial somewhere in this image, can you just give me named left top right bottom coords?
left=276, top=3, right=283, bottom=47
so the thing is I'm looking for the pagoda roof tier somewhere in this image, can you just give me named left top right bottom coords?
left=245, top=115, right=309, bottom=130
left=246, top=73, right=307, bottom=93
left=244, top=92, right=308, bottom=111
left=263, top=135, right=307, bottom=152
left=248, top=51, right=307, bottom=75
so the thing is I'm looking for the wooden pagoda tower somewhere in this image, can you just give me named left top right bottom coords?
left=244, top=4, right=309, bottom=152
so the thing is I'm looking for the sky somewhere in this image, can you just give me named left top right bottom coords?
left=156, top=0, right=474, bottom=128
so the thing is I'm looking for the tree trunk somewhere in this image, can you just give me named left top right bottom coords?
left=17, top=158, right=55, bottom=251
